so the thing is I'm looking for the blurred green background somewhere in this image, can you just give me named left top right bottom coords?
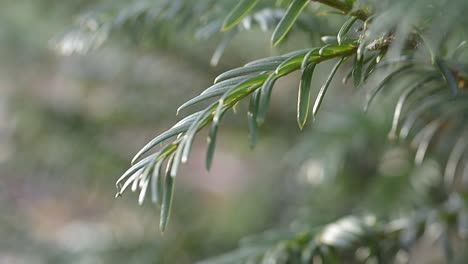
left=0, top=1, right=452, bottom=263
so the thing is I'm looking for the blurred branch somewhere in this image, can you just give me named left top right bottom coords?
left=313, top=0, right=369, bottom=20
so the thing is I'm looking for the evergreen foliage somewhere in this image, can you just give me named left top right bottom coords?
left=57, top=0, right=468, bottom=262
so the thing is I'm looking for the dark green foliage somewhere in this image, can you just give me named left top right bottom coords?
left=271, top=0, right=310, bottom=46
left=297, top=63, right=316, bottom=129
left=221, top=0, right=262, bottom=31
